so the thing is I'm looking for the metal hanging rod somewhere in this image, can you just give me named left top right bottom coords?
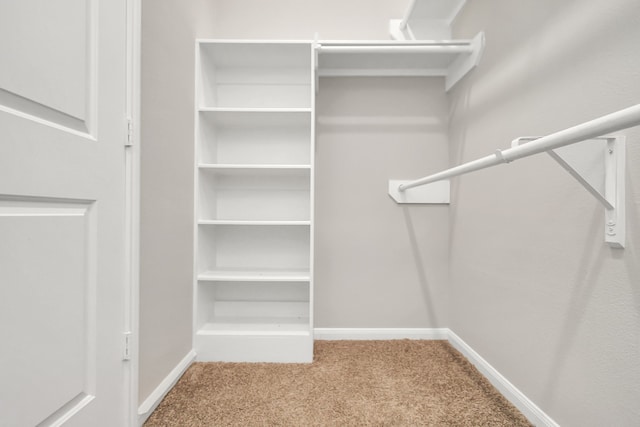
left=398, top=104, right=640, bottom=192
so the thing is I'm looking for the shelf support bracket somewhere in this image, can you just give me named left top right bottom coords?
left=512, top=136, right=626, bottom=248
left=445, top=32, right=485, bottom=91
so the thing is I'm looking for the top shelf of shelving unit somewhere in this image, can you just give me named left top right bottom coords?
left=197, top=41, right=313, bottom=109
left=198, top=40, right=312, bottom=67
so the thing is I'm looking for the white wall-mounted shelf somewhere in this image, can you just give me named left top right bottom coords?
left=198, top=107, right=312, bottom=113
left=197, top=269, right=311, bottom=282
left=198, top=109, right=311, bottom=165
left=198, top=167, right=310, bottom=222
left=198, top=220, right=311, bottom=226
left=198, top=164, right=311, bottom=171
left=316, top=34, right=484, bottom=91
left=197, top=317, right=311, bottom=335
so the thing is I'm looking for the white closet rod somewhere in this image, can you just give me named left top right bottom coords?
left=399, top=104, right=640, bottom=192
left=317, top=45, right=474, bottom=54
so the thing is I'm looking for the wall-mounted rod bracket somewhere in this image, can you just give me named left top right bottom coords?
left=388, top=103, right=640, bottom=248
left=512, top=136, right=626, bottom=248
left=388, top=179, right=450, bottom=204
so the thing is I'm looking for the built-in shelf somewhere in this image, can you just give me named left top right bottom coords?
left=197, top=318, right=311, bottom=335
left=316, top=36, right=484, bottom=91
left=198, top=220, right=311, bottom=226
left=313, top=0, right=484, bottom=90
left=198, top=168, right=310, bottom=221
left=198, top=269, right=311, bottom=282
left=196, top=284, right=310, bottom=336
left=198, top=164, right=311, bottom=171
left=198, top=107, right=312, bottom=113
left=198, top=224, right=310, bottom=275
left=198, top=109, right=311, bottom=166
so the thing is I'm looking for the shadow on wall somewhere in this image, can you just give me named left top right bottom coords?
left=538, top=210, right=603, bottom=406
left=316, top=115, right=444, bottom=135
left=624, top=176, right=640, bottom=316
left=316, top=77, right=448, bottom=135
left=446, top=81, right=471, bottom=239
left=402, top=206, right=439, bottom=326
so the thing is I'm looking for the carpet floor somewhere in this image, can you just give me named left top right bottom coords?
left=144, top=340, right=532, bottom=426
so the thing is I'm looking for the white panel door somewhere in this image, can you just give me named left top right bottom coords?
left=0, top=1, right=130, bottom=426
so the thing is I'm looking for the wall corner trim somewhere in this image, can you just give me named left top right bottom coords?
left=314, top=328, right=559, bottom=426
left=445, top=331, right=560, bottom=427
left=137, top=349, right=197, bottom=425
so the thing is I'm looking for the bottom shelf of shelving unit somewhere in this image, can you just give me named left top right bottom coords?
left=195, top=325, right=313, bottom=363
left=195, top=280, right=312, bottom=362
left=198, top=316, right=310, bottom=334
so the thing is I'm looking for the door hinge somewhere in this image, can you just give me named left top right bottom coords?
left=123, top=331, right=132, bottom=361
left=126, top=118, right=134, bottom=147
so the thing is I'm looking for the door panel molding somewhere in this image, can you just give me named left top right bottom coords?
left=0, top=195, right=99, bottom=426
left=0, top=0, right=98, bottom=137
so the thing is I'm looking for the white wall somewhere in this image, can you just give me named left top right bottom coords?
left=139, top=0, right=217, bottom=403
left=211, top=0, right=409, bottom=40
left=449, top=0, right=640, bottom=425
left=315, top=77, right=449, bottom=327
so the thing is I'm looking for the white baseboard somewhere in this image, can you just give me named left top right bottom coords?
left=446, top=330, right=559, bottom=427
left=314, top=327, right=558, bottom=427
left=314, top=327, right=449, bottom=340
left=137, top=349, right=196, bottom=426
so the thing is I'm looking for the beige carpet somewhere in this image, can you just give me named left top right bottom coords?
left=145, top=340, right=532, bottom=426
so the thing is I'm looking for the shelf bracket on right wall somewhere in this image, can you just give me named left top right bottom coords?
left=512, top=136, right=626, bottom=248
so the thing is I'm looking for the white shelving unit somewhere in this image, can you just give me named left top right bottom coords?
left=193, top=24, right=483, bottom=362
left=194, top=40, right=315, bottom=362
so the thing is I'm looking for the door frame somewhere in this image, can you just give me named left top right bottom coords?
left=125, top=0, right=141, bottom=425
